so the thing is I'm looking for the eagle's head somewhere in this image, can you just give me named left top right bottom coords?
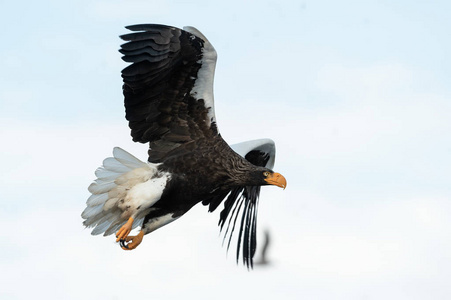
left=262, top=170, right=287, bottom=189
left=246, top=167, right=287, bottom=189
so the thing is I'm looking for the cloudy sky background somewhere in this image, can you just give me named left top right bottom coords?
left=1, top=0, right=450, bottom=299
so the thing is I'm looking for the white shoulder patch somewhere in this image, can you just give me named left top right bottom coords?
left=183, top=26, right=218, bottom=127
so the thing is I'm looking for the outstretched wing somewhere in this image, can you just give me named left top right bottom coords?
left=204, top=139, right=276, bottom=268
left=230, top=138, right=276, bottom=170
left=120, top=24, right=218, bottom=163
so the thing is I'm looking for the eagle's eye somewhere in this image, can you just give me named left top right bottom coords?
left=263, top=171, right=270, bottom=177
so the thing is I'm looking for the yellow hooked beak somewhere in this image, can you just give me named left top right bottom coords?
left=264, top=172, right=287, bottom=189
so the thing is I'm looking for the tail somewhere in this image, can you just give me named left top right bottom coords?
left=82, top=147, right=153, bottom=236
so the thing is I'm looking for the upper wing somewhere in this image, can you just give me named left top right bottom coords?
left=203, top=139, right=276, bottom=268
left=230, top=138, right=276, bottom=169
left=120, top=24, right=219, bottom=163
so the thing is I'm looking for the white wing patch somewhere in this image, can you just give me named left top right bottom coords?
left=82, top=147, right=171, bottom=236
left=230, top=138, right=276, bottom=169
left=183, top=26, right=218, bottom=127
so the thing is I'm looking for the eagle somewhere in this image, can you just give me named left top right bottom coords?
left=82, top=24, right=287, bottom=268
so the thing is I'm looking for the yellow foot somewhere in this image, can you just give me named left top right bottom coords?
left=116, top=217, right=134, bottom=242
left=121, top=230, right=144, bottom=250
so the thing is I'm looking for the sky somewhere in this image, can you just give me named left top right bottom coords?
left=1, top=0, right=451, bottom=299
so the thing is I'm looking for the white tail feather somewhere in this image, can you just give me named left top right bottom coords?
left=113, top=147, right=146, bottom=169
left=81, top=204, right=104, bottom=219
left=88, top=181, right=117, bottom=195
left=102, top=157, right=132, bottom=174
left=103, top=197, right=120, bottom=211
left=86, top=193, right=109, bottom=206
left=82, top=147, right=169, bottom=236
left=91, top=220, right=111, bottom=235
left=95, top=168, right=122, bottom=180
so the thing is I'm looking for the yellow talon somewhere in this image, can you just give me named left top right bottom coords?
left=121, top=230, right=144, bottom=250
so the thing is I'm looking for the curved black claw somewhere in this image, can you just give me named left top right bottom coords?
left=119, top=239, right=129, bottom=249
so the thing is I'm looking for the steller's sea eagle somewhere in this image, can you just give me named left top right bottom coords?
left=81, top=24, right=287, bottom=268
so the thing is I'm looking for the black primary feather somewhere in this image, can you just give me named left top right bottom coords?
left=215, top=150, right=270, bottom=268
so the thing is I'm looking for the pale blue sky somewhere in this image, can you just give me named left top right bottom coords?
left=1, top=1, right=451, bottom=299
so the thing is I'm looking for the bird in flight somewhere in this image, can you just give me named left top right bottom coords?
left=81, top=24, right=286, bottom=268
